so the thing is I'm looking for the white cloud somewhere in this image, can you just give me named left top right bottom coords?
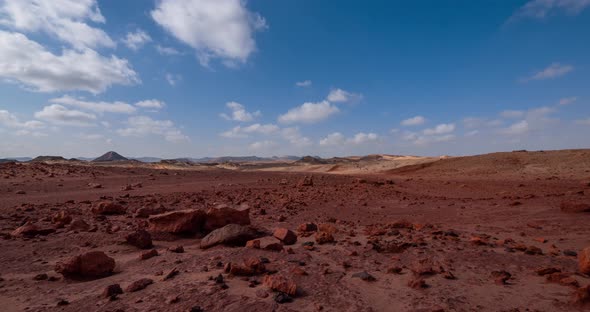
left=220, top=123, right=279, bottom=138
left=401, top=116, right=426, bottom=126
left=249, top=140, right=276, bottom=151
left=151, top=0, right=267, bottom=66
left=558, top=96, right=577, bottom=105
left=501, top=110, right=525, bottom=118
left=122, top=29, right=151, bottom=51
left=117, top=116, right=188, bottom=143
left=327, top=88, right=361, bottom=103
left=135, top=99, right=166, bottom=110
left=295, top=80, right=312, bottom=87
left=79, top=133, right=104, bottom=140
left=319, top=132, right=345, bottom=146
left=281, top=127, right=312, bottom=147
left=0, top=31, right=139, bottom=94
left=34, top=104, right=96, bottom=126
left=465, top=130, right=479, bottom=137
left=501, top=120, right=529, bottom=135
left=413, top=134, right=455, bottom=146
left=50, top=95, right=137, bottom=114
left=165, top=73, right=182, bottom=86
left=512, top=0, right=590, bottom=20
left=0, top=0, right=114, bottom=50
left=220, top=102, right=261, bottom=122
left=0, top=110, right=44, bottom=130
left=423, top=123, right=455, bottom=135
left=525, top=63, right=573, bottom=81
left=278, top=100, right=339, bottom=124
left=155, top=45, right=180, bottom=55
left=319, top=132, right=378, bottom=146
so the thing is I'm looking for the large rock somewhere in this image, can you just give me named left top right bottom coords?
left=148, top=209, right=206, bottom=235
left=560, top=201, right=590, bottom=213
left=135, top=205, right=169, bottom=218
left=263, top=274, right=297, bottom=296
left=92, top=201, right=126, bottom=215
left=579, top=247, right=590, bottom=274
left=203, top=204, right=250, bottom=232
left=67, top=218, right=90, bottom=232
left=55, top=251, right=115, bottom=278
left=200, top=224, right=258, bottom=249
left=125, top=229, right=153, bottom=249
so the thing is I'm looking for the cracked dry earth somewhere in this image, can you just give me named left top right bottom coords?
left=1, top=160, right=590, bottom=312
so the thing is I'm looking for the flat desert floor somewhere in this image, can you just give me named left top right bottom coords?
left=1, top=150, right=590, bottom=311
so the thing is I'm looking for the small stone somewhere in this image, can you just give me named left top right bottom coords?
left=125, top=229, right=153, bottom=249
left=166, top=295, right=180, bottom=304
left=274, top=292, right=293, bottom=304
left=256, top=289, right=269, bottom=298
left=102, top=284, right=123, bottom=299
left=168, top=245, right=184, bottom=253
left=163, top=267, right=179, bottom=281
left=55, top=251, right=115, bottom=279
left=407, top=277, right=428, bottom=289
left=297, top=222, right=318, bottom=232
left=491, top=270, right=511, bottom=285
left=33, top=273, right=48, bottom=280
left=579, top=247, right=590, bottom=274
left=92, top=201, right=126, bottom=215
left=140, top=249, right=159, bottom=260
left=352, top=271, right=376, bottom=282
left=535, top=267, right=561, bottom=276
left=315, top=231, right=334, bottom=244
left=263, top=275, right=297, bottom=296
left=56, top=299, right=69, bottom=306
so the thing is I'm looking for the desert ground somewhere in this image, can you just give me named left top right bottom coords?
left=1, top=149, right=590, bottom=311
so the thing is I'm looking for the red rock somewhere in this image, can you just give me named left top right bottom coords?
left=318, top=223, right=338, bottom=234
left=102, top=284, right=123, bottom=298
left=297, top=176, right=313, bottom=187
left=560, top=201, right=590, bottom=213
left=200, top=224, right=258, bottom=249
left=11, top=222, right=54, bottom=237
left=168, top=245, right=184, bottom=253
left=579, top=247, right=590, bottom=274
left=525, top=246, right=543, bottom=255
left=67, top=219, right=90, bottom=232
left=125, top=229, right=153, bottom=249
left=125, top=278, right=153, bottom=292
left=246, top=239, right=261, bottom=249
left=52, top=211, right=72, bottom=226
left=148, top=209, right=206, bottom=234
left=297, top=222, right=318, bottom=232
left=315, top=231, right=335, bottom=244
left=140, top=249, right=158, bottom=260
left=259, top=237, right=284, bottom=251
left=574, top=285, right=590, bottom=305
left=203, top=204, right=250, bottom=232
left=273, top=228, right=297, bottom=245
left=535, top=267, right=561, bottom=276
left=559, top=277, right=579, bottom=288
left=407, top=277, right=428, bottom=289
left=55, top=251, right=115, bottom=278
left=135, top=205, right=169, bottom=218
left=256, top=289, right=269, bottom=298
left=491, top=270, right=511, bottom=285
left=92, top=201, right=126, bottom=215
left=263, top=274, right=297, bottom=296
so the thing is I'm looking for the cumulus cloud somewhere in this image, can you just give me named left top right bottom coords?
left=278, top=101, right=339, bottom=124
left=220, top=102, right=261, bottom=122
left=0, top=0, right=114, bottom=50
left=249, top=140, right=276, bottom=151
left=401, top=116, right=426, bottom=126
left=220, top=123, right=279, bottom=138
left=501, top=110, right=525, bottom=118
left=501, top=120, right=529, bottom=135
left=135, top=99, right=166, bottom=110
left=327, top=88, right=361, bottom=103
left=524, top=63, right=574, bottom=81
left=151, top=0, right=267, bottom=66
left=511, top=0, right=590, bottom=20
left=295, top=80, right=312, bottom=87
left=122, top=29, right=151, bottom=51
left=50, top=95, right=137, bottom=114
left=0, top=110, right=44, bottom=131
left=319, top=132, right=345, bottom=146
left=0, top=31, right=139, bottom=94
left=281, top=127, right=312, bottom=147
left=423, top=123, right=455, bottom=135
left=117, top=116, right=188, bottom=143
left=34, top=104, right=96, bottom=126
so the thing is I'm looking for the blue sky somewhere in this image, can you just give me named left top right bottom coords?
left=1, top=0, right=589, bottom=158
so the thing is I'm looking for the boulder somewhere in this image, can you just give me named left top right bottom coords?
left=67, top=219, right=90, bottom=232
left=135, top=205, right=169, bottom=218
left=11, top=222, right=55, bottom=237
left=148, top=209, right=206, bottom=234
left=125, top=229, right=153, bottom=249
left=297, top=222, right=318, bottom=232
left=102, top=284, right=123, bottom=299
left=579, top=247, right=590, bottom=274
left=200, top=224, right=258, bottom=249
left=203, top=204, right=250, bottom=232
left=140, top=249, right=158, bottom=260
left=560, top=201, right=590, bottom=213
left=55, top=251, right=115, bottom=278
left=273, top=228, right=297, bottom=245
left=52, top=211, right=72, bottom=226
left=258, top=236, right=284, bottom=251
left=92, top=201, right=126, bottom=215
left=315, top=231, right=335, bottom=244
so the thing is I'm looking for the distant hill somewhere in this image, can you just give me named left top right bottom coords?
left=31, top=156, right=67, bottom=162
left=191, top=156, right=300, bottom=163
left=93, top=151, right=128, bottom=162
left=131, top=157, right=162, bottom=163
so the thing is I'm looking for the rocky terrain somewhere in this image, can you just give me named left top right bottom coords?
left=0, top=149, right=590, bottom=311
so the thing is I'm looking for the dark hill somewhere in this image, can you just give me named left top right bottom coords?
left=93, top=151, right=128, bottom=162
